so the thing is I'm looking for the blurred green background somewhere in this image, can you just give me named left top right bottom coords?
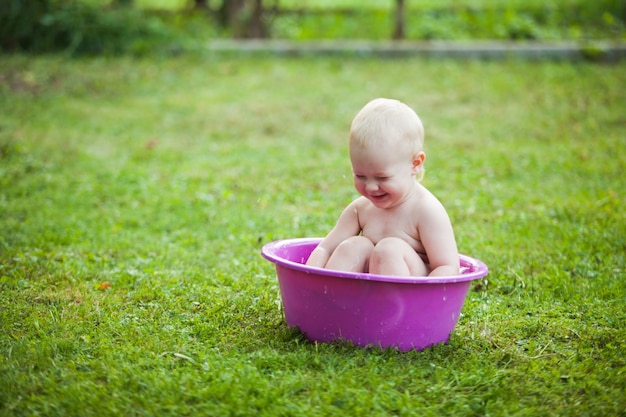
left=1, top=0, right=624, bottom=55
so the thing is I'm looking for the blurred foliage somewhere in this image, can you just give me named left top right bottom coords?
left=0, top=0, right=180, bottom=55
left=274, top=1, right=625, bottom=41
left=0, top=0, right=624, bottom=55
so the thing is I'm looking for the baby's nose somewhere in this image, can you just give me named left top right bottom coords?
left=365, top=180, right=379, bottom=192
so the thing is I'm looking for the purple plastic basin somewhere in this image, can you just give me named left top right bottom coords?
left=262, top=238, right=488, bottom=351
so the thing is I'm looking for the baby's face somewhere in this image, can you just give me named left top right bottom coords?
left=350, top=143, right=419, bottom=209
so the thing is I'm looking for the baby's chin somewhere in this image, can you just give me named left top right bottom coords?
left=365, top=191, right=414, bottom=209
left=366, top=194, right=393, bottom=208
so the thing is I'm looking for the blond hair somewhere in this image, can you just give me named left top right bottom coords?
left=349, top=98, right=425, bottom=179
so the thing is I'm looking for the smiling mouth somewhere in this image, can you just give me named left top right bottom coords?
left=369, top=193, right=388, bottom=201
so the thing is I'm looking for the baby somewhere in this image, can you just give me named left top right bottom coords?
left=306, top=98, right=459, bottom=277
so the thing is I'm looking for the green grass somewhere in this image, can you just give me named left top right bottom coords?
left=1, top=54, right=625, bottom=416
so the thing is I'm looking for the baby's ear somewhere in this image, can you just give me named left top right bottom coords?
left=412, top=152, right=426, bottom=169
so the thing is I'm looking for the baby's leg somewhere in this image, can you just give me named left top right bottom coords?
left=325, top=236, right=374, bottom=273
left=369, top=237, right=428, bottom=276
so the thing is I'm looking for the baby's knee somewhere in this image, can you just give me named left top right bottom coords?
left=370, top=238, right=427, bottom=276
left=326, top=236, right=375, bottom=273
left=339, top=235, right=375, bottom=252
left=372, top=237, right=407, bottom=256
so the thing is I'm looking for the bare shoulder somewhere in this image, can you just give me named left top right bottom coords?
left=345, top=196, right=372, bottom=223
left=341, top=196, right=371, bottom=214
left=413, top=184, right=450, bottom=219
left=336, top=197, right=369, bottom=223
left=352, top=196, right=372, bottom=209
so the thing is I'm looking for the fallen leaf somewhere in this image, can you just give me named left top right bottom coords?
left=98, top=281, right=111, bottom=290
left=144, top=138, right=158, bottom=149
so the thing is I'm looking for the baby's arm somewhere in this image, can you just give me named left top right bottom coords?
left=418, top=197, right=460, bottom=277
left=306, top=201, right=362, bottom=268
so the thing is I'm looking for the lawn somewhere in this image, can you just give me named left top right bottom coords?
left=1, top=54, right=625, bottom=416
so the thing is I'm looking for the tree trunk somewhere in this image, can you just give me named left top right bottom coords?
left=218, top=0, right=243, bottom=27
left=219, top=0, right=267, bottom=39
left=393, top=0, right=405, bottom=40
left=246, top=0, right=266, bottom=38
left=194, top=0, right=208, bottom=9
